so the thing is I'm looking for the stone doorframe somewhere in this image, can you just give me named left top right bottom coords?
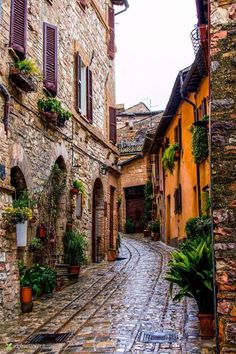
left=92, top=178, right=105, bottom=263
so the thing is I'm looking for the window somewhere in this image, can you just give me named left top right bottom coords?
left=174, top=184, right=182, bottom=214
left=174, top=119, right=182, bottom=150
left=10, top=0, right=27, bottom=58
left=108, top=6, right=115, bottom=60
left=43, top=22, right=58, bottom=96
left=76, top=53, right=93, bottom=123
left=109, top=106, right=116, bottom=144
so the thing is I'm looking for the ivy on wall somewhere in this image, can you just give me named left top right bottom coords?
left=192, top=117, right=209, bottom=164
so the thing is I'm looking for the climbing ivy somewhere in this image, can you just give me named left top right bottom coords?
left=162, top=143, right=178, bottom=174
left=192, top=116, right=209, bottom=164
left=144, top=181, right=153, bottom=228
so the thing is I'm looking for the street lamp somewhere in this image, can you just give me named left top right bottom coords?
left=100, top=164, right=108, bottom=176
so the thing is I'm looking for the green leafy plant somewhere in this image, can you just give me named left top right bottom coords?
left=125, top=218, right=135, bottom=234
left=58, top=108, right=72, bottom=121
left=165, top=236, right=214, bottom=313
left=144, top=181, right=153, bottom=228
left=28, top=237, right=44, bottom=253
left=63, top=230, right=87, bottom=266
left=185, top=215, right=211, bottom=239
left=72, top=180, right=86, bottom=195
left=162, top=143, right=178, bottom=174
left=43, top=266, right=57, bottom=294
left=38, top=97, right=62, bottom=113
left=148, top=220, right=160, bottom=233
left=116, top=232, right=122, bottom=251
left=192, top=123, right=208, bottom=164
left=3, top=206, right=32, bottom=224
left=13, top=58, right=41, bottom=77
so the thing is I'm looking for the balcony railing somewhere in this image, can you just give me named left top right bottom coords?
left=191, top=25, right=200, bottom=55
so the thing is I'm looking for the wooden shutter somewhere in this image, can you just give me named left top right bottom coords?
left=178, top=119, right=182, bottom=150
left=10, top=0, right=27, bottom=57
left=109, top=106, right=117, bottom=144
left=86, top=68, right=93, bottom=123
left=178, top=184, right=182, bottom=214
left=201, top=98, right=207, bottom=117
left=174, top=126, right=178, bottom=144
left=194, top=108, right=199, bottom=122
left=79, top=0, right=87, bottom=7
left=76, top=52, right=82, bottom=113
left=108, top=7, right=115, bottom=60
left=43, top=22, right=58, bottom=96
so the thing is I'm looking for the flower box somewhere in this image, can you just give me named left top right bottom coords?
left=9, top=68, right=37, bottom=92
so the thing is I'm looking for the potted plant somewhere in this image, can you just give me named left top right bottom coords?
left=38, top=97, right=61, bottom=123
left=43, top=266, right=57, bottom=294
left=149, top=220, right=160, bottom=241
left=107, top=248, right=117, bottom=261
left=57, top=108, right=72, bottom=127
left=63, top=230, right=87, bottom=277
left=71, top=180, right=86, bottom=196
left=18, top=261, right=33, bottom=305
left=143, top=228, right=151, bottom=237
left=3, top=206, right=32, bottom=247
left=37, top=224, right=47, bottom=238
left=28, top=237, right=44, bottom=253
left=165, top=236, right=214, bottom=338
left=9, top=58, right=41, bottom=92
left=162, top=143, right=179, bottom=174
left=125, top=218, right=135, bottom=234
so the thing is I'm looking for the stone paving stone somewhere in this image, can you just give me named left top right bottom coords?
left=0, top=235, right=214, bottom=353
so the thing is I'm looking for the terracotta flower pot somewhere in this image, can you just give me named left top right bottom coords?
left=143, top=229, right=150, bottom=238
left=107, top=249, right=117, bottom=261
left=71, top=188, right=79, bottom=195
left=20, top=287, right=32, bottom=304
left=198, top=313, right=214, bottom=338
left=68, top=265, right=80, bottom=277
left=38, top=225, right=46, bottom=238
left=151, top=232, right=160, bottom=241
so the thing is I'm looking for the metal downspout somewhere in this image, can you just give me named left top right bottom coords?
left=0, top=83, right=11, bottom=135
left=179, top=71, right=202, bottom=216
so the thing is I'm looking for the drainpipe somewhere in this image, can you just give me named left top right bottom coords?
left=115, top=0, right=129, bottom=16
left=0, top=83, right=11, bottom=135
left=179, top=71, right=202, bottom=216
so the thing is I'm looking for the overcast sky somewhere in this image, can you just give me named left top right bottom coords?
left=115, top=0, right=197, bottom=111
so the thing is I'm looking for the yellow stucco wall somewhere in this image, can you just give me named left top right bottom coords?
left=157, top=76, right=210, bottom=243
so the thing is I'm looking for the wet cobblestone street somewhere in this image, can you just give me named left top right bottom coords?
left=0, top=235, right=214, bottom=354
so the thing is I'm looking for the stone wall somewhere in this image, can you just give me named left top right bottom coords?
left=210, top=0, right=236, bottom=351
left=0, top=0, right=120, bottom=320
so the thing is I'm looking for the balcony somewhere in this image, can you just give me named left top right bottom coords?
left=191, top=25, right=200, bottom=55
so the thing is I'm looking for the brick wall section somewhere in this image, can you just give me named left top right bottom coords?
left=0, top=0, right=120, bottom=320
left=210, top=0, right=236, bottom=351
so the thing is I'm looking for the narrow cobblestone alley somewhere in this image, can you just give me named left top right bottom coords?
left=0, top=236, right=213, bottom=354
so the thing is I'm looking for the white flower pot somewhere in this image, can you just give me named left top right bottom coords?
left=16, top=221, right=28, bottom=247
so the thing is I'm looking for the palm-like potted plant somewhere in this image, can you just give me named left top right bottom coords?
left=165, top=236, right=214, bottom=338
left=9, top=58, right=41, bottom=92
left=148, top=220, right=160, bottom=241
left=63, top=230, right=87, bottom=277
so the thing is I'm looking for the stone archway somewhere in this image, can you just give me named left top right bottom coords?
left=10, top=166, right=27, bottom=200
left=92, top=178, right=105, bottom=263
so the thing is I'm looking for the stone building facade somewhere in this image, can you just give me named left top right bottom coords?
left=0, top=0, right=128, bottom=321
left=117, top=103, right=162, bottom=233
left=210, top=0, right=236, bottom=351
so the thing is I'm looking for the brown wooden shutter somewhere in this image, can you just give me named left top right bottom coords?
left=194, top=108, right=199, bottom=122
left=174, top=188, right=178, bottom=214
left=174, top=126, right=178, bottom=144
left=108, top=7, right=115, bottom=60
left=76, top=52, right=82, bottom=113
left=178, top=184, right=182, bottom=214
left=43, top=22, right=58, bottom=96
left=109, top=106, right=117, bottom=144
left=79, top=0, right=87, bottom=7
left=10, top=0, right=27, bottom=57
left=201, top=98, right=207, bottom=117
left=178, top=119, right=182, bottom=150
left=86, top=68, right=93, bottom=123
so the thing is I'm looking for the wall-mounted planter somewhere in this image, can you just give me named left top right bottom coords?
left=9, top=69, right=37, bottom=92
left=16, top=221, right=28, bottom=247
left=39, top=110, right=58, bottom=124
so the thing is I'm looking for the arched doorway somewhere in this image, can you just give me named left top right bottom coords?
left=92, top=178, right=105, bottom=263
left=10, top=166, right=27, bottom=200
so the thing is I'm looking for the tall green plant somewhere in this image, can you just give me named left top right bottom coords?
left=63, top=230, right=87, bottom=266
left=165, top=236, right=214, bottom=313
left=192, top=125, right=208, bottom=164
left=162, top=143, right=178, bottom=174
left=144, top=181, right=152, bottom=228
left=185, top=215, right=211, bottom=239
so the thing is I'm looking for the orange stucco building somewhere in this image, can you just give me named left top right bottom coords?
left=150, top=51, right=210, bottom=245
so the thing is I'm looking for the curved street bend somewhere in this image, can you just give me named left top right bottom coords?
left=0, top=236, right=213, bottom=354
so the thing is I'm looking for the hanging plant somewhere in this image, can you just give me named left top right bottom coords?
left=162, top=143, right=179, bottom=174
left=192, top=123, right=208, bottom=164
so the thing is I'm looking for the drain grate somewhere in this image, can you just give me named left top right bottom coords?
left=116, top=257, right=127, bottom=261
left=138, top=331, right=178, bottom=343
left=25, top=332, right=72, bottom=344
